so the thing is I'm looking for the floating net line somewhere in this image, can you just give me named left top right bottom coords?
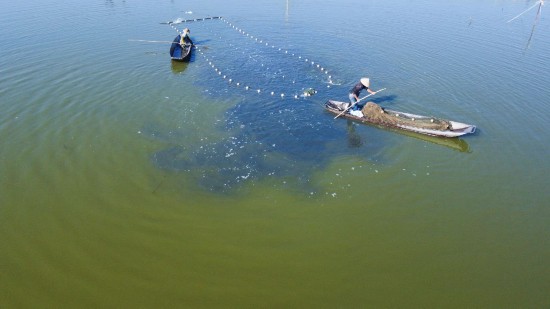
left=196, top=46, right=304, bottom=99
left=165, top=16, right=339, bottom=100
left=219, top=18, right=337, bottom=85
left=164, top=16, right=222, bottom=35
left=161, top=16, right=222, bottom=25
left=195, top=32, right=329, bottom=100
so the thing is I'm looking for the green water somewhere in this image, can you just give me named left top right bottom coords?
left=1, top=0, right=549, bottom=307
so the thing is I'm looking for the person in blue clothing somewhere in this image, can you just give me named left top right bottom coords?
left=348, top=77, right=376, bottom=110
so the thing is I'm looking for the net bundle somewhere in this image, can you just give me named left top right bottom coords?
left=361, top=102, right=450, bottom=131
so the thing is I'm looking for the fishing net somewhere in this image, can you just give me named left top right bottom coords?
left=361, top=102, right=450, bottom=131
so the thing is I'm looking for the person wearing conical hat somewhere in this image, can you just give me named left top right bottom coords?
left=348, top=77, right=376, bottom=110
left=180, top=28, right=193, bottom=46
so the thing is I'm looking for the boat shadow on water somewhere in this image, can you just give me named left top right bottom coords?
left=390, top=127, right=472, bottom=153
left=170, top=60, right=189, bottom=74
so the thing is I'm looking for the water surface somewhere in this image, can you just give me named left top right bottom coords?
left=1, top=0, right=549, bottom=307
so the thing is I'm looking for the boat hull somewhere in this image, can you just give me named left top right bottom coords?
left=326, top=100, right=476, bottom=138
left=169, top=35, right=192, bottom=62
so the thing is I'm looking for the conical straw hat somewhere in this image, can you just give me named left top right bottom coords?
left=360, top=77, right=370, bottom=87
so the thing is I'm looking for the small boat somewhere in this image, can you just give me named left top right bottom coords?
left=169, top=35, right=192, bottom=62
left=325, top=100, right=476, bottom=138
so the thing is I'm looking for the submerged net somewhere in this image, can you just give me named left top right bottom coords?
left=361, top=102, right=450, bottom=131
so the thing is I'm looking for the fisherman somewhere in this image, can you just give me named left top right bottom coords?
left=348, top=77, right=376, bottom=110
left=180, top=28, right=193, bottom=46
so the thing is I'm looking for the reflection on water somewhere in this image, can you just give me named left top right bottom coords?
left=397, top=129, right=472, bottom=153
left=170, top=60, right=188, bottom=74
left=346, top=121, right=363, bottom=148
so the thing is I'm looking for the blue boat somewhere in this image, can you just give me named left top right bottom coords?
left=169, top=35, right=192, bottom=62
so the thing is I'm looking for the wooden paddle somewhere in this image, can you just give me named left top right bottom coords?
left=334, top=88, right=386, bottom=119
left=128, top=39, right=204, bottom=46
left=128, top=39, right=177, bottom=44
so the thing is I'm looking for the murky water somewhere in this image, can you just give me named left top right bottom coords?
left=1, top=0, right=549, bottom=307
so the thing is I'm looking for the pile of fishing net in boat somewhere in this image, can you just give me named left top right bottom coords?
left=361, top=102, right=450, bottom=131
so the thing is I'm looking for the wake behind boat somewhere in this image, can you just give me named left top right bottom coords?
left=326, top=100, right=476, bottom=138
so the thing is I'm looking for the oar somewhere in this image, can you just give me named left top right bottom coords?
left=128, top=39, right=205, bottom=47
left=129, top=39, right=179, bottom=44
left=334, top=88, right=386, bottom=119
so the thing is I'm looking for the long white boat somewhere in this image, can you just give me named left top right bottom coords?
left=326, top=100, right=476, bottom=138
